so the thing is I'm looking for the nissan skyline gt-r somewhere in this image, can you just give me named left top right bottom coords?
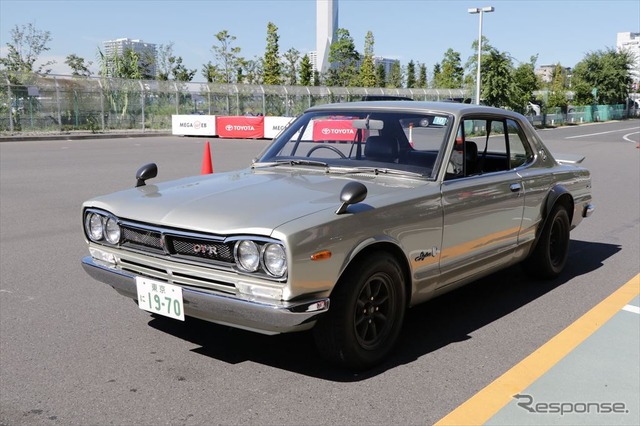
left=81, top=101, right=594, bottom=370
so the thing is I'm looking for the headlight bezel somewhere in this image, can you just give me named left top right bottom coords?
left=83, top=209, right=121, bottom=246
left=233, top=238, right=288, bottom=279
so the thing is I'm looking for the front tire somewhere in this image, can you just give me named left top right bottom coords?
left=313, top=252, right=406, bottom=370
left=523, top=205, right=570, bottom=279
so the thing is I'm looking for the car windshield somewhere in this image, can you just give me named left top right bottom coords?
left=255, top=110, right=452, bottom=179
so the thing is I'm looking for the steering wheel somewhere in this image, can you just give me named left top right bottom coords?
left=306, top=145, right=347, bottom=158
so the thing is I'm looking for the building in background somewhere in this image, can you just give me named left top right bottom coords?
left=617, top=32, right=640, bottom=86
left=308, top=51, right=318, bottom=74
left=535, top=64, right=572, bottom=84
left=102, top=38, right=157, bottom=78
left=316, top=0, right=338, bottom=74
left=373, top=56, right=399, bottom=77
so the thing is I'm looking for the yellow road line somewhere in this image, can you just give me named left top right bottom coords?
left=435, top=273, right=640, bottom=426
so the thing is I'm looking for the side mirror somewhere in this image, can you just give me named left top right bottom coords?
left=135, top=163, right=158, bottom=187
left=335, top=181, right=367, bottom=215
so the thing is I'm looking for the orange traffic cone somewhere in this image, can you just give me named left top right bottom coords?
left=201, top=141, right=213, bottom=174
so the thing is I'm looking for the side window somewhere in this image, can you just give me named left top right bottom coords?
left=446, top=118, right=489, bottom=179
left=506, top=119, right=534, bottom=168
left=447, top=117, right=524, bottom=179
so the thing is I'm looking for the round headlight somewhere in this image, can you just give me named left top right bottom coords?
left=236, top=240, right=260, bottom=272
left=104, top=217, right=121, bottom=244
left=86, top=213, right=104, bottom=241
left=263, top=244, right=287, bottom=277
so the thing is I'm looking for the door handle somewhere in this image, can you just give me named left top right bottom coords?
left=510, top=183, right=522, bottom=192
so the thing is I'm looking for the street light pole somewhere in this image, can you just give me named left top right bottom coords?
left=468, top=6, right=494, bottom=105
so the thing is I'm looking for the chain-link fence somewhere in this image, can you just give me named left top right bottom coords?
left=2, top=72, right=637, bottom=134
left=1, top=72, right=470, bottom=133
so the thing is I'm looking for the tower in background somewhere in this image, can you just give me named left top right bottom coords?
left=316, top=0, right=338, bottom=74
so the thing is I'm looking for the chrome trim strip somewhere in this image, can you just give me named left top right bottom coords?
left=81, top=256, right=329, bottom=334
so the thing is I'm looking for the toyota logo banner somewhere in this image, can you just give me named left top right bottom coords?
left=216, top=116, right=265, bottom=139
left=312, top=119, right=359, bottom=141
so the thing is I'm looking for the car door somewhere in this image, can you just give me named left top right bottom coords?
left=438, top=116, right=526, bottom=287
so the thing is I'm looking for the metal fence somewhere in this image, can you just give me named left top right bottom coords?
left=1, top=72, right=469, bottom=133
left=1, top=72, right=637, bottom=134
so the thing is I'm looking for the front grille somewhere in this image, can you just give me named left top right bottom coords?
left=119, top=222, right=235, bottom=265
left=122, top=227, right=163, bottom=251
left=171, top=237, right=234, bottom=262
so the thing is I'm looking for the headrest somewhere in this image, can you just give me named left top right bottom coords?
left=465, top=140, right=478, bottom=161
left=365, top=136, right=398, bottom=161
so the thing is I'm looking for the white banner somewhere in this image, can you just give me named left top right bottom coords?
left=263, top=116, right=295, bottom=139
left=171, top=115, right=217, bottom=136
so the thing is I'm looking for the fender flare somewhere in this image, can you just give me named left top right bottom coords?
left=338, top=236, right=412, bottom=307
left=532, top=185, right=574, bottom=249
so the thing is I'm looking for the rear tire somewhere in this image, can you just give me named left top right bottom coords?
left=523, top=206, right=570, bottom=279
left=313, top=252, right=406, bottom=370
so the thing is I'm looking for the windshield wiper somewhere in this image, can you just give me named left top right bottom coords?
left=253, top=159, right=329, bottom=168
left=334, top=166, right=425, bottom=177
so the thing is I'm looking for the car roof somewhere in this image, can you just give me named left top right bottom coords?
left=306, top=101, right=519, bottom=119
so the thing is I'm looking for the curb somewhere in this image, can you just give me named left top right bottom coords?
left=0, top=132, right=172, bottom=142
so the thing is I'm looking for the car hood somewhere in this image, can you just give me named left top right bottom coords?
left=85, top=168, right=429, bottom=235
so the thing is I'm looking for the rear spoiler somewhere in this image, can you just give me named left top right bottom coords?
left=554, top=153, right=586, bottom=165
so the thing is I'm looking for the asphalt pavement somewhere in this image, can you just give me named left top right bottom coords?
left=1, top=120, right=638, bottom=425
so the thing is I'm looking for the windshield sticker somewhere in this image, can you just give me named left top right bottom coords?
left=433, top=116, right=447, bottom=126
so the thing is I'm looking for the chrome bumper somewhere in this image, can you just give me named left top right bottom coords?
left=81, top=256, right=329, bottom=335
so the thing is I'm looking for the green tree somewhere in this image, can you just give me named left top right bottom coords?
left=572, top=48, right=634, bottom=105
left=434, top=48, right=463, bottom=88
left=157, top=43, right=174, bottom=80
left=418, top=62, right=427, bottom=88
left=0, top=22, right=55, bottom=76
left=299, top=54, right=312, bottom=86
left=375, top=63, right=386, bottom=87
left=157, top=42, right=195, bottom=81
left=241, top=57, right=263, bottom=84
left=511, top=55, right=539, bottom=113
left=327, top=28, right=359, bottom=86
left=313, top=69, right=321, bottom=86
left=98, top=47, right=146, bottom=79
left=212, top=30, right=242, bottom=83
left=263, top=22, right=282, bottom=85
left=464, top=36, right=495, bottom=88
left=387, top=61, right=402, bottom=88
left=282, top=47, right=300, bottom=85
left=169, top=56, right=196, bottom=81
left=406, top=60, right=416, bottom=89
left=545, top=63, right=569, bottom=110
left=481, top=48, right=516, bottom=108
left=358, top=31, right=376, bottom=87
left=202, top=61, right=221, bottom=83
left=65, top=54, right=92, bottom=77
left=432, top=63, right=441, bottom=88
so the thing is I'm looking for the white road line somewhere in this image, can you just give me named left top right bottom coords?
left=622, top=132, right=640, bottom=143
left=565, top=127, right=640, bottom=139
left=622, top=304, right=640, bottom=314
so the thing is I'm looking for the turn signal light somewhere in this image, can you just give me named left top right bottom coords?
left=310, top=250, right=332, bottom=261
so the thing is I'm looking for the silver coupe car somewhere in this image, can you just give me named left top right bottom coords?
left=81, top=102, right=594, bottom=369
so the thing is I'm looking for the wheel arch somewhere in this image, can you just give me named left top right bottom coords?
left=337, top=240, right=412, bottom=309
left=545, top=185, right=575, bottom=224
left=530, top=184, right=574, bottom=251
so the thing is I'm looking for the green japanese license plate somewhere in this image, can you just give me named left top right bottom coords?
left=135, top=277, right=185, bottom=321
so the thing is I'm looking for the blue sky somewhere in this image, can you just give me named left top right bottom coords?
left=1, top=0, right=638, bottom=79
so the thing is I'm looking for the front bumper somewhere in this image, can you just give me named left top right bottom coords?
left=81, top=256, right=329, bottom=334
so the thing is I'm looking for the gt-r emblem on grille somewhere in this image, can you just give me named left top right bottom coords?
left=193, top=244, right=218, bottom=256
